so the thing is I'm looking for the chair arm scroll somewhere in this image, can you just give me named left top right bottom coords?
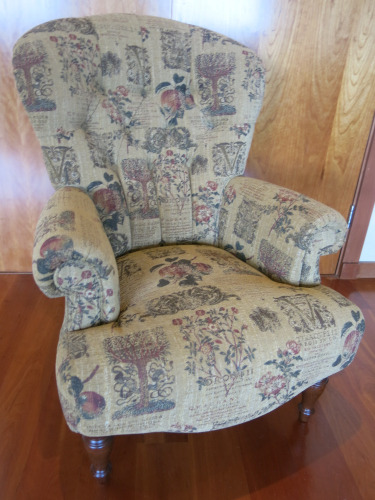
left=218, top=177, right=347, bottom=285
left=33, top=187, right=120, bottom=330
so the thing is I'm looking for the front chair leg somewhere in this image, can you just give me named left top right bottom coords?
left=82, top=435, right=114, bottom=482
left=298, top=378, right=329, bottom=423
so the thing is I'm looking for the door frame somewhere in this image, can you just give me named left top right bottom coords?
left=337, top=113, right=375, bottom=278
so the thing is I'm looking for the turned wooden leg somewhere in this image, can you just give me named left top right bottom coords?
left=82, top=435, right=114, bottom=482
left=298, top=378, right=329, bottom=423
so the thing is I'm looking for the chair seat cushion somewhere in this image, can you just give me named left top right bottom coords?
left=56, top=244, right=364, bottom=436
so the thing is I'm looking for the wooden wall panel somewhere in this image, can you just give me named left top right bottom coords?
left=1, top=0, right=375, bottom=272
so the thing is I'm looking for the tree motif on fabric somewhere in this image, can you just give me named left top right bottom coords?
left=125, top=45, right=151, bottom=96
left=150, top=256, right=212, bottom=287
left=161, top=30, right=191, bottom=72
left=174, top=307, right=255, bottom=396
left=42, top=146, right=80, bottom=186
left=13, top=41, right=56, bottom=112
left=122, top=159, right=159, bottom=219
left=156, top=73, right=195, bottom=126
left=196, top=52, right=236, bottom=116
left=275, top=294, right=336, bottom=333
left=256, top=340, right=305, bottom=407
left=49, top=33, right=100, bottom=95
left=104, top=328, right=175, bottom=419
left=212, top=142, right=246, bottom=176
left=332, top=310, right=365, bottom=369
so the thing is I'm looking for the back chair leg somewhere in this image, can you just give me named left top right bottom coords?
left=82, top=435, right=114, bottom=483
left=298, top=378, right=329, bottom=423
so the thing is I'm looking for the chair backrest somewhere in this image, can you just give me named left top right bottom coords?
left=13, top=14, right=265, bottom=255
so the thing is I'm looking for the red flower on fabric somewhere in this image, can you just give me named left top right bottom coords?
left=286, top=340, right=301, bottom=355
left=172, top=318, right=183, bottom=325
left=207, top=181, right=218, bottom=191
left=81, top=270, right=92, bottom=279
left=194, top=205, right=213, bottom=223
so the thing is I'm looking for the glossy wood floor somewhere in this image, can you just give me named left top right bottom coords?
left=0, top=275, right=374, bottom=500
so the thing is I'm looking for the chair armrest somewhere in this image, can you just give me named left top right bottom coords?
left=33, top=187, right=120, bottom=330
left=218, top=177, right=347, bottom=285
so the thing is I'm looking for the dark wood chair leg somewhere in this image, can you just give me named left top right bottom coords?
left=298, top=378, right=329, bottom=423
left=82, top=435, right=114, bottom=483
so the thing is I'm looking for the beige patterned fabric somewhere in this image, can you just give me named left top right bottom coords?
left=219, top=177, right=348, bottom=285
left=57, top=245, right=364, bottom=436
left=13, top=15, right=365, bottom=438
left=33, top=187, right=120, bottom=330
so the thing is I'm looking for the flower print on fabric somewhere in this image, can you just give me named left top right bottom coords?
left=156, top=73, right=195, bottom=126
left=150, top=256, right=212, bottom=287
left=174, top=307, right=255, bottom=396
left=242, top=50, right=265, bottom=102
left=57, top=263, right=116, bottom=330
left=256, top=340, right=305, bottom=407
left=265, top=189, right=310, bottom=239
left=104, top=328, right=175, bottom=419
left=192, top=180, right=221, bottom=239
left=50, top=32, right=100, bottom=96
left=332, top=310, right=365, bottom=369
left=101, top=86, right=141, bottom=152
left=152, top=150, right=191, bottom=215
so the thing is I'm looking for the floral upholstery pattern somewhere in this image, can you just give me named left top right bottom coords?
left=56, top=245, right=364, bottom=436
left=13, top=15, right=364, bottom=438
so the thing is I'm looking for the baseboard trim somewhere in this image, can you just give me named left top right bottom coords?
left=339, top=262, right=375, bottom=279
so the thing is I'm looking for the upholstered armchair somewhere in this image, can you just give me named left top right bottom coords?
left=13, top=14, right=365, bottom=481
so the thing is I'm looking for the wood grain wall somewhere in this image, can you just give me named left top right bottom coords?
left=1, top=0, right=374, bottom=273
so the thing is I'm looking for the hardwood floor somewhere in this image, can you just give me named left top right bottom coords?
left=0, top=275, right=374, bottom=499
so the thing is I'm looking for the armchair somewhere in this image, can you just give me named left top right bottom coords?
left=13, top=14, right=365, bottom=481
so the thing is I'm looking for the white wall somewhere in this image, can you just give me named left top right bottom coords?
left=360, top=203, right=375, bottom=261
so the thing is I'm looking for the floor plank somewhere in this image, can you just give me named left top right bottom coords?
left=0, top=275, right=374, bottom=499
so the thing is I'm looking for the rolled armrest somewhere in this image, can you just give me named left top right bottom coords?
left=33, top=187, right=119, bottom=330
left=218, top=177, right=347, bottom=285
